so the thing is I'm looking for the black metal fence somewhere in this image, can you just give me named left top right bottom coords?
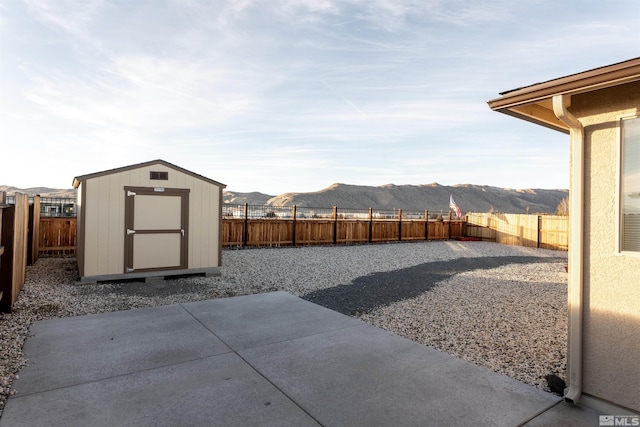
left=221, top=203, right=452, bottom=220
left=5, top=196, right=76, bottom=217
left=4, top=196, right=453, bottom=221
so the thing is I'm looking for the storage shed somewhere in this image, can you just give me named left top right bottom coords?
left=72, top=160, right=226, bottom=282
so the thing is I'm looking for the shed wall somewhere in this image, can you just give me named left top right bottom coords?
left=572, top=81, right=640, bottom=412
left=81, top=163, right=222, bottom=278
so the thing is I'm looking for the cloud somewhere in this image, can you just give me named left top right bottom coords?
left=3, top=0, right=636, bottom=193
left=22, top=54, right=263, bottom=134
left=24, top=0, right=106, bottom=35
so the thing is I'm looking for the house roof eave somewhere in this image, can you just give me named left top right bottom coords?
left=488, top=57, right=640, bottom=110
left=497, top=108, right=570, bottom=135
left=487, top=57, right=640, bottom=130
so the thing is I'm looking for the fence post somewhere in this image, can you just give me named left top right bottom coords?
left=242, top=203, right=248, bottom=247
left=27, top=196, right=40, bottom=265
left=537, top=215, right=542, bottom=248
left=462, top=214, right=466, bottom=238
left=398, top=209, right=402, bottom=241
left=448, top=211, right=452, bottom=240
left=292, top=205, right=297, bottom=247
left=332, top=206, right=338, bottom=245
left=368, top=207, right=373, bottom=243
left=425, top=210, right=429, bottom=241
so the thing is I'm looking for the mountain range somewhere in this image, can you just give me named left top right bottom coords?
left=226, top=183, right=568, bottom=214
left=1, top=186, right=79, bottom=198
left=3, top=183, right=568, bottom=214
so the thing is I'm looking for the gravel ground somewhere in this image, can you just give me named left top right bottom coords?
left=0, top=241, right=568, bottom=415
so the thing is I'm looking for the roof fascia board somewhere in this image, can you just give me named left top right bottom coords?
left=73, top=159, right=226, bottom=189
left=488, top=58, right=640, bottom=111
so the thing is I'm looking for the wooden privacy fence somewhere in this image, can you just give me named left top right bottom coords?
left=32, top=209, right=569, bottom=255
left=222, top=205, right=463, bottom=247
left=223, top=218, right=462, bottom=247
left=465, top=212, right=568, bottom=250
left=35, top=213, right=461, bottom=254
left=39, top=217, right=77, bottom=254
left=0, top=192, right=34, bottom=312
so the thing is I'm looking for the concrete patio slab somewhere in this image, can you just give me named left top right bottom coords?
left=182, top=291, right=362, bottom=351
left=2, top=291, right=582, bottom=426
left=10, top=303, right=231, bottom=395
left=2, top=352, right=320, bottom=427
left=239, top=322, right=558, bottom=427
left=522, top=401, right=603, bottom=426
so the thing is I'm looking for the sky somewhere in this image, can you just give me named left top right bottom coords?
left=1, top=0, right=639, bottom=195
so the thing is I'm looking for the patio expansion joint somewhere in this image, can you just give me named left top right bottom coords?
left=230, top=346, right=325, bottom=426
left=178, top=302, right=370, bottom=426
left=7, top=352, right=236, bottom=401
left=515, top=399, right=563, bottom=427
left=178, top=301, right=367, bottom=353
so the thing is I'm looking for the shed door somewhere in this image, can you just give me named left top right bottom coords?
left=124, top=187, right=189, bottom=273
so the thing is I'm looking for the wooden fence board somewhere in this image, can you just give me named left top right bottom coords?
left=401, top=220, right=427, bottom=241
left=450, top=221, right=463, bottom=239
left=39, top=217, right=76, bottom=254
left=371, top=221, right=400, bottom=242
left=465, top=212, right=568, bottom=251
left=222, top=219, right=245, bottom=247
left=539, top=215, right=569, bottom=250
left=297, top=220, right=335, bottom=245
left=336, top=220, right=369, bottom=244
left=246, top=220, right=294, bottom=246
left=0, top=193, right=29, bottom=312
left=428, top=221, right=449, bottom=240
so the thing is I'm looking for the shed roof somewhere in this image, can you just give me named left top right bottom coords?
left=487, top=57, right=640, bottom=134
left=72, top=159, right=226, bottom=189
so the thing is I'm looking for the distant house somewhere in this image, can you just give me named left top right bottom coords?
left=488, top=58, right=640, bottom=414
left=40, top=199, right=76, bottom=217
left=73, top=159, right=226, bottom=282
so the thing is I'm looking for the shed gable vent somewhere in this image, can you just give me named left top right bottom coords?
left=150, top=171, right=168, bottom=180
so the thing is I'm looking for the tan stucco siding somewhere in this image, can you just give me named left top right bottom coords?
left=81, top=163, right=221, bottom=277
left=572, top=82, right=640, bottom=412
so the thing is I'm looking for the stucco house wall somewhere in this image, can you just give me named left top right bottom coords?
left=571, top=82, right=640, bottom=412
left=488, top=58, right=640, bottom=414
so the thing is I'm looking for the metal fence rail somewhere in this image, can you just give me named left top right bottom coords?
left=4, top=197, right=452, bottom=221
left=221, top=204, right=451, bottom=221
left=5, top=196, right=76, bottom=217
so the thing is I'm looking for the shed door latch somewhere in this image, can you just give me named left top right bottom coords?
left=127, top=229, right=136, bottom=235
left=126, top=267, right=135, bottom=273
left=127, top=190, right=136, bottom=197
left=181, top=229, right=185, bottom=237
